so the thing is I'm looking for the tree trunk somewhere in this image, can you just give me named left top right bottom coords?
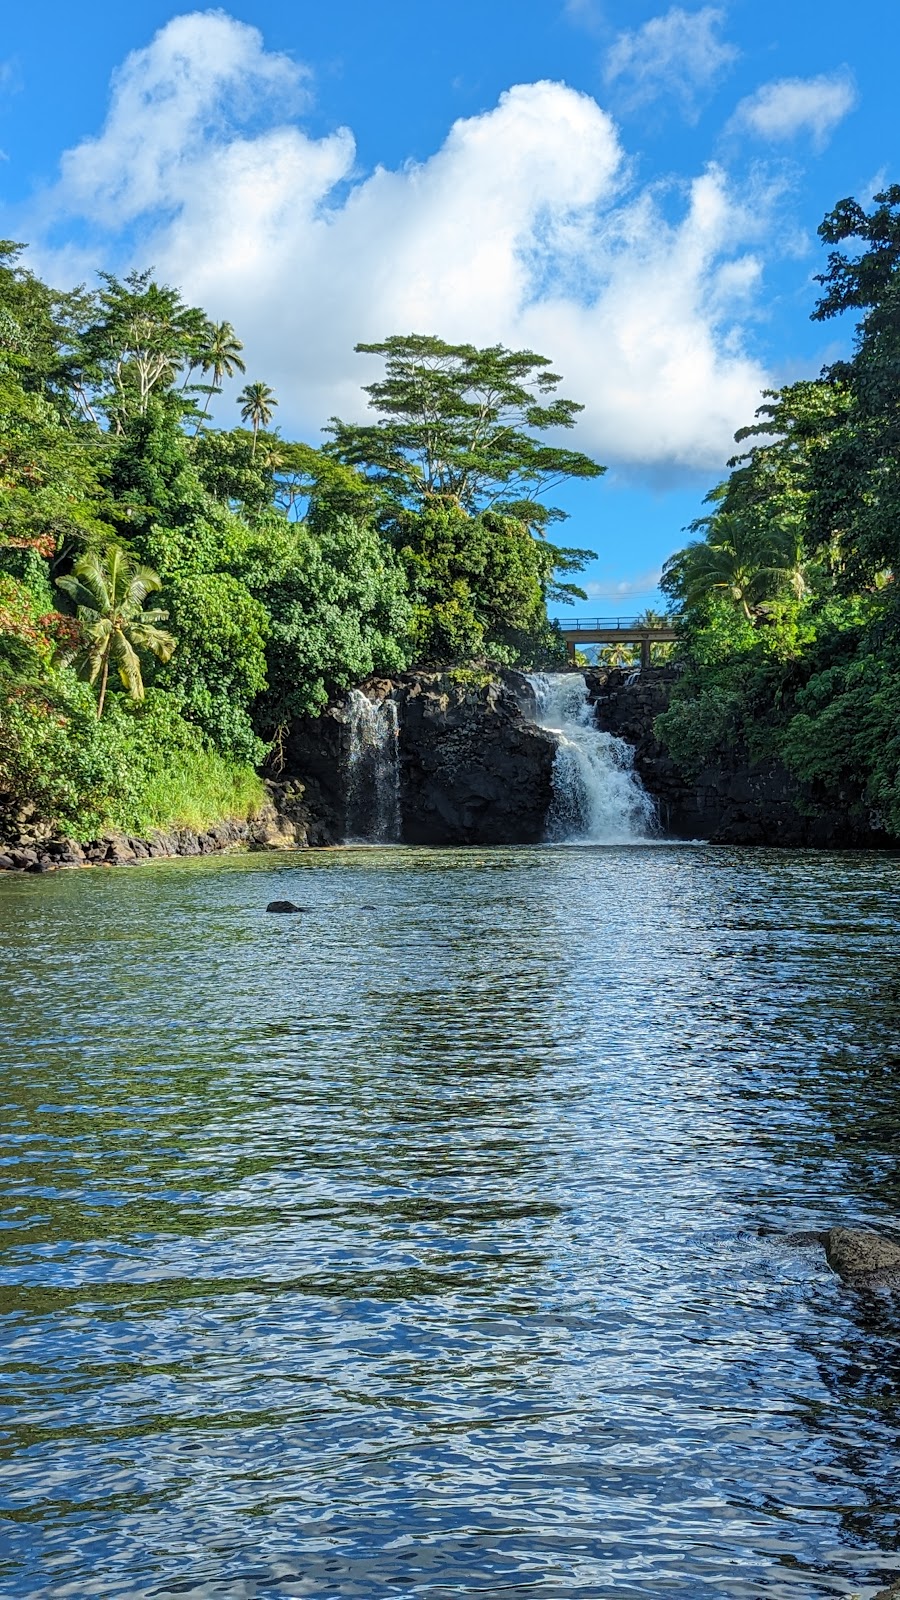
left=97, top=650, right=111, bottom=719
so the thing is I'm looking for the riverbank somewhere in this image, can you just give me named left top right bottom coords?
left=0, top=784, right=309, bottom=872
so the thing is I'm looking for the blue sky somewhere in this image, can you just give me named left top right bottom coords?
left=0, top=1, right=895, bottom=614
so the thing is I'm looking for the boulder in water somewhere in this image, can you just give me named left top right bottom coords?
left=824, top=1227, right=900, bottom=1286
left=873, top=1580, right=900, bottom=1600
left=266, top=900, right=304, bottom=914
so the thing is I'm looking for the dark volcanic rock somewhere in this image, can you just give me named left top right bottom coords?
left=278, top=709, right=349, bottom=845
left=824, top=1227, right=900, bottom=1287
left=396, top=670, right=556, bottom=845
left=0, top=788, right=307, bottom=873
left=266, top=900, right=304, bottom=914
left=587, top=666, right=891, bottom=847
left=279, top=668, right=557, bottom=847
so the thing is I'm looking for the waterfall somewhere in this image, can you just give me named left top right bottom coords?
left=345, top=690, right=402, bottom=843
left=527, top=673, right=657, bottom=843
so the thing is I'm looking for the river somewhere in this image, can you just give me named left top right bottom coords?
left=1, top=845, right=899, bottom=1597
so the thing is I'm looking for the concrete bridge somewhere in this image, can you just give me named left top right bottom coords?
left=553, top=616, right=678, bottom=669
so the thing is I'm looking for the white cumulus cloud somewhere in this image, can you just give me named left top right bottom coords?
left=730, top=72, right=857, bottom=149
left=603, top=6, right=737, bottom=120
left=22, top=10, right=775, bottom=478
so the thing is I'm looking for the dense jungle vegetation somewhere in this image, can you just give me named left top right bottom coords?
left=0, top=254, right=598, bottom=840
left=657, top=186, right=900, bottom=836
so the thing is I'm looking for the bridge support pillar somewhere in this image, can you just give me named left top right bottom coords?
left=566, top=639, right=576, bottom=663
left=640, top=636, right=651, bottom=672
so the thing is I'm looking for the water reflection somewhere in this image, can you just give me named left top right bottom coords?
left=0, top=846, right=899, bottom=1597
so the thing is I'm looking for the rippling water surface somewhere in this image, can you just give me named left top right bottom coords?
left=1, top=846, right=900, bottom=1599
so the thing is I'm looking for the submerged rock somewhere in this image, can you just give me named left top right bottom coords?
left=758, top=1227, right=828, bottom=1248
left=266, top=900, right=304, bottom=914
left=823, top=1227, right=900, bottom=1286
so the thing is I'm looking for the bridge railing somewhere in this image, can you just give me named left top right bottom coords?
left=550, top=616, right=657, bottom=632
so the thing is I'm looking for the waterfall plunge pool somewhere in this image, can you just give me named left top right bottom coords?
left=1, top=844, right=899, bottom=1597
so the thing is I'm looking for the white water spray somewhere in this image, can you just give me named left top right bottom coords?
left=527, top=673, right=656, bottom=843
left=345, top=690, right=401, bottom=843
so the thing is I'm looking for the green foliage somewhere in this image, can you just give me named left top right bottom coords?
left=0, top=670, right=263, bottom=840
left=327, top=333, right=603, bottom=522
left=259, top=514, right=412, bottom=724
left=102, top=692, right=266, bottom=836
left=657, top=186, right=900, bottom=835
left=56, top=544, right=176, bottom=716
left=326, top=334, right=598, bottom=617
left=399, top=499, right=557, bottom=664
left=0, top=245, right=609, bottom=845
left=79, top=270, right=210, bottom=431
left=654, top=684, right=743, bottom=776
left=157, top=573, right=269, bottom=762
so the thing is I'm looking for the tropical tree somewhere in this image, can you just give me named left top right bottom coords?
left=326, top=334, right=604, bottom=532
left=600, top=639, right=638, bottom=668
left=80, top=272, right=208, bottom=431
left=238, top=381, right=278, bottom=457
left=56, top=544, right=176, bottom=717
left=665, top=512, right=807, bottom=623
left=193, top=321, right=245, bottom=434
left=633, top=606, right=675, bottom=663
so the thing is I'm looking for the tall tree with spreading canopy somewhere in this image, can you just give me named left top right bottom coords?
left=326, top=335, right=601, bottom=660
left=327, top=334, right=604, bottom=530
left=79, top=271, right=209, bottom=432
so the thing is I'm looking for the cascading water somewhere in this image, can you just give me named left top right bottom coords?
left=345, top=690, right=401, bottom=843
left=527, top=673, right=657, bottom=843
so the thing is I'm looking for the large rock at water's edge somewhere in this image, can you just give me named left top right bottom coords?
left=824, top=1227, right=900, bottom=1287
left=396, top=670, right=556, bottom=845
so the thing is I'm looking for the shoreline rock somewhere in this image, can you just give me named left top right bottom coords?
left=0, top=788, right=310, bottom=874
left=823, top=1227, right=900, bottom=1288
left=763, top=1224, right=900, bottom=1288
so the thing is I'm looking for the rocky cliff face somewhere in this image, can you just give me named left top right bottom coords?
left=396, top=670, right=554, bottom=845
left=588, top=667, right=892, bottom=848
left=7, top=664, right=893, bottom=871
left=281, top=669, right=556, bottom=847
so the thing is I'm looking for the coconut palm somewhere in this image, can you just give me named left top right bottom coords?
left=238, top=381, right=278, bottom=457
left=600, top=639, right=638, bottom=668
left=56, top=545, right=176, bottom=718
left=193, top=321, right=246, bottom=433
left=672, top=514, right=807, bottom=623
left=633, top=606, right=675, bottom=664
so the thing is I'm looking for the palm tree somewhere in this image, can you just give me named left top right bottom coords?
left=633, top=606, right=674, bottom=664
left=193, top=321, right=246, bottom=434
left=673, top=514, right=806, bottom=623
left=238, top=381, right=278, bottom=457
left=57, top=545, right=176, bottom=718
left=601, top=639, right=637, bottom=668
